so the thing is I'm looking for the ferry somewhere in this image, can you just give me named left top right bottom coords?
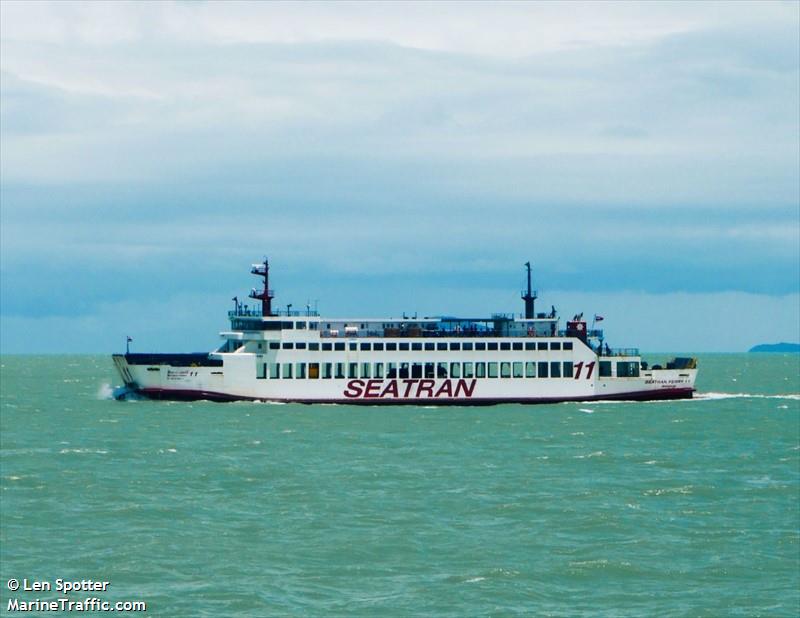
left=112, top=259, right=697, bottom=404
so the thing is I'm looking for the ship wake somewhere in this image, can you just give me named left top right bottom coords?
left=695, top=392, right=799, bottom=401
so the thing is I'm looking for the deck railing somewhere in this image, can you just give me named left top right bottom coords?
left=228, top=308, right=320, bottom=318
left=605, top=347, right=640, bottom=357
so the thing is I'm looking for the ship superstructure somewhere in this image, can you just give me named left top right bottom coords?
left=113, top=259, right=697, bottom=403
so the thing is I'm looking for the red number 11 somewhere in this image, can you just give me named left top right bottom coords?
left=573, top=361, right=595, bottom=380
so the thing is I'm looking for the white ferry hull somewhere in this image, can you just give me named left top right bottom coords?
left=113, top=351, right=696, bottom=405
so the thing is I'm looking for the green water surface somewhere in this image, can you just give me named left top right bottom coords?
left=1, top=354, right=798, bottom=616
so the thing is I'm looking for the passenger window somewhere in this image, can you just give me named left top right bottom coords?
left=270, top=363, right=280, bottom=379
left=525, top=362, right=536, bottom=378
left=550, top=362, right=561, bottom=378
left=500, top=362, right=511, bottom=378
left=374, top=363, right=384, bottom=378
left=488, top=362, right=498, bottom=378
left=450, top=362, right=461, bottom=378
left=538, top=362, right=548, bottom=378
left=348, top=363, right=358, bottom=378
left=282, top=363, right=293, bottom=379
left=563, top=362, right=573, bottom=378
left=335, top=363, right=345, bottom=379
left=463, top=362, right=474, bottom=378
left=437, top=362, right=448, bottom=378
left=475, top=362, right=486, bottom=378
left=322, top=363, right=332, bottom=379
left=513, top=362, right=523, bottom=378
left=361, top=362, right=371, bottom=378
left=295, top=363, right=306, bottom=379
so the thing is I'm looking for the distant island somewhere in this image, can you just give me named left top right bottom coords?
left=749, top=342, right=800, bottom=353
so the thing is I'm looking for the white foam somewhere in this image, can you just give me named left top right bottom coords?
left=574, top=451, right=605, bottom=459
left=645, top=485, right=693, bottom=496
left=697, top=392, right=800, bottom=401
left=97, top=383, right=115, bottom=400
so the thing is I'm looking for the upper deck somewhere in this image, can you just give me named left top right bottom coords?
left=228, top=309, right=571, bottom=336
left=224, top=258, right=636, bottom=353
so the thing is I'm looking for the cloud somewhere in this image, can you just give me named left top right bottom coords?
left=1, top=1, right=798, bottom=353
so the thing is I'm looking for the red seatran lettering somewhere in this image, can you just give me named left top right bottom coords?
left=344, top=378, right=477, bottom=399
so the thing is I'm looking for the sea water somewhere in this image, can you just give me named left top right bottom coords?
left=1, top=354, right=798, bottom=616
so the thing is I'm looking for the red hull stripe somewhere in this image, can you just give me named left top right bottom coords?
left=135, top=387, right=695, bottom=405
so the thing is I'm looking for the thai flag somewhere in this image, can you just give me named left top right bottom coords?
left=594, top=315, right=604, bottom=322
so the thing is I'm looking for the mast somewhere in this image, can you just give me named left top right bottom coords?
left=522, top=261, right=537, bottom=319
left=249, top=258, right=275, bottom=316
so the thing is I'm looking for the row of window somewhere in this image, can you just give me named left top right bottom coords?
left=231, top=320, right=322, bottom=331
left=262, top=340, right=574, bottom=352
left=256, top=360, right=576, bottom=380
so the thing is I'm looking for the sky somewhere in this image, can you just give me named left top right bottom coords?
left=1, top=0, right=798, bottom=354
